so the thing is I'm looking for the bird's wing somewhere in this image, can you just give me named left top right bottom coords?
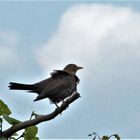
left=51, top=70, right=80, bottom=83
left=34, top=71, right=76, bottom=101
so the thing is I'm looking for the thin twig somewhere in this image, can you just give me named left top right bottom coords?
left=16, top=133, right=24, bottom=140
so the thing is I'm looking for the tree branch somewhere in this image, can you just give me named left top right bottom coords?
left=2, top=92, right=80, bottom=138
left=0, top=117, right=2, bottom=137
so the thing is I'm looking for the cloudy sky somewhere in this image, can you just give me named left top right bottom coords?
left=0, top=1, right=140, bottom=139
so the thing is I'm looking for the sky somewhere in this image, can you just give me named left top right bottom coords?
left=0, top=1, right=140, bottom=139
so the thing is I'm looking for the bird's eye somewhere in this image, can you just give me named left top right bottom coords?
left=73, top=64, right=76, bottom=68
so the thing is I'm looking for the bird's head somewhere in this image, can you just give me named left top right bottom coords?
left=63, top=64, right=83, bottom=74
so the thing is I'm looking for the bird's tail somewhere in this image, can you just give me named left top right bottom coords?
left=9, top=82, right=34, bottom=91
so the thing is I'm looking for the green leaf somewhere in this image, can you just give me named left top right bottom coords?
left=3, top=114, right=21, bottom=125
left=32, top=137, right=39, bottom=140
left=24, top=125, right=38, bottom=140
left=102, top=136, right=109, bottom=140
left=0, top=137, right=7, bottom=140
left=0, top=99, right=11, bottom=115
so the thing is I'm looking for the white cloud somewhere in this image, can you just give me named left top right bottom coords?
left=35, top=4, right=140, bottom=71
left=35, top=4, right=140, bottom=138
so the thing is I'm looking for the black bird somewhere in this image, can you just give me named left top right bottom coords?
left=9, top=64, right=83, bottom=107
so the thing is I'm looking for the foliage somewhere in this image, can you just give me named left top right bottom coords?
left=0, top=99, right=39, bottom=140
left=0, top=99, right=11, bottom=115
left=88, top=132, right=120, bottom=140
left=24, top=126, right=39, bottom=140
left=0, top=98, right=121, bottom=140
left=3, top=114, right=21, bottom=125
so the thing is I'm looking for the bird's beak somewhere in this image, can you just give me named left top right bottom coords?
left=77, top=66, right=83, bottom=70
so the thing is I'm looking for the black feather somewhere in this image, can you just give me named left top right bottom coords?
left=9, top=82, right=34, bottom=90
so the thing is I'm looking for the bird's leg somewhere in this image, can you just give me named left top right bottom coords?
left=53, top=102, right=63, bottom=115
left=54, top=102, right=59, bottom=108
left=62, top=100, right=69, bottom=109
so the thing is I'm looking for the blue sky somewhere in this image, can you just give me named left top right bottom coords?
left=0, top=1, right=140, bottom=139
